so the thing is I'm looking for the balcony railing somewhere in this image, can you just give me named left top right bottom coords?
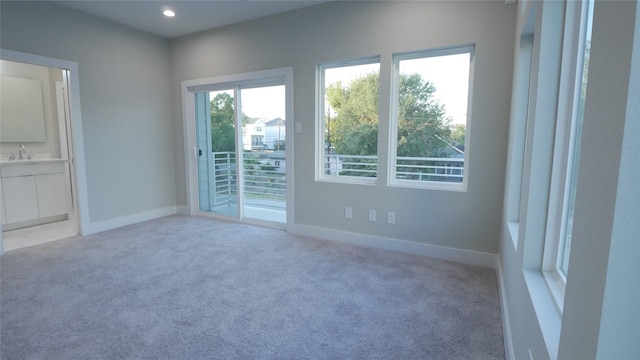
left=323, top=154, right=377, bottom=177
left=395, top=156, right=463, bottom=182
left=209, top=152, right=464, bottom=209
left=322, top=154, right=464, bottom=182
left=212, top=152, right=286, bottom=210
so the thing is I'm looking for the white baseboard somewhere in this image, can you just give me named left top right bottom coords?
left=497, top=258, right=515, bottom=360
left=83, top=206, right=178, bottom=235
left=290, top=223, right=497, bottom=269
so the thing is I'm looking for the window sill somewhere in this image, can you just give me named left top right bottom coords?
left=316, top=175, right=377, bottom=186
left=507, top=220, right=519, bottom=249
left=389, top=178, right=467, bottom=192
left=523, top=269, right=562, bottom=360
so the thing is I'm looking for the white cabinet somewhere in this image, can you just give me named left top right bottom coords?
left=2, top=175, right=39, bottom=224
left=0, top=162, right=69, bottom=227
left=36, top=173, right=68, bottom=218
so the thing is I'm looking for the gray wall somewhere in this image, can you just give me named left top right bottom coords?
left=500, top=1, right=640, bottom=358
left=0, top=1, right=177, bottom=223
left=170, top=1, right=516, bottom=254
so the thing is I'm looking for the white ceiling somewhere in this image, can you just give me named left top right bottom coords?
left=52, top=0, right=328, bottom=39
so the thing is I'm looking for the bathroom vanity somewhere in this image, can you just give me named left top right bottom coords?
left=0, top=158, right=70, bottom=230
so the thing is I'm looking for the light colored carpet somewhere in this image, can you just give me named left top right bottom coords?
left=1, top=215, right=504, bottom=359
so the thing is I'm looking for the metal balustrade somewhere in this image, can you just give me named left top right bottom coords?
left=323, top=154, right=377, bottom=177
left=212, top=152, right=285, bottom=210
left=209, top=152, right=464, bottom=209
left=395, top=156, right=464, bottom=182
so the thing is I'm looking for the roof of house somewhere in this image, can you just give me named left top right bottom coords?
left=265, top=118, right=285, bottom=126
left=245, top=117, right=265, bottom=125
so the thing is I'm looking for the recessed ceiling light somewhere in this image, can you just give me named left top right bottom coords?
left=163, top=9, right=175, bottom=18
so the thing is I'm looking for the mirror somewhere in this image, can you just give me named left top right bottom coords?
left=0, top=75, right=46, bottom=142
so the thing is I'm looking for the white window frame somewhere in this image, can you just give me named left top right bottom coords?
left=315, top=57, right=380, bottom=185
left=181, top=67, right=295, bottom=230
left=505, top=5, right=536, bottom=249
left=542, top=0, right=593, bottom=311
left=388, top=45, right=475, bottom=192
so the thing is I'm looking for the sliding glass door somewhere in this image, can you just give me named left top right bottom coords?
left=194, top=84, right=286, bottom=224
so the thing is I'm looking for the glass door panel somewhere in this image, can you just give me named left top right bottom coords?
left=195, top=85, right=286, bottom=225
left=239, top=85, right=286, bottom=223
left=195, top=89, right=238, bottom=217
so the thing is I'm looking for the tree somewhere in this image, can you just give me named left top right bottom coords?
left=396, top=73, right=451, bottom=157
left=326, top=73, right=379, bottom=156
left=210, top=93, right=236, bottom=152
left=449, top=123, right=466, bottom=147
left=326, top=72, right=451, bottom=158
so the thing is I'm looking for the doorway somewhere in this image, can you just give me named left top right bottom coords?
left=183, top=68, right=293, bottom=228
left=0, top=50, right=89, bottom=253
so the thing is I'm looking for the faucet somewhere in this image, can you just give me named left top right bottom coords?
left=18, top=144, right=26, bottom=160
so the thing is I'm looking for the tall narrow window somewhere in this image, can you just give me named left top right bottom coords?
left=389, top=46, right=474, bottom=190
left=543, top=0, right=594, bottom=303
left=557, top=0, right=593, bottom=278
left=317, top=58, right=380, bottom=183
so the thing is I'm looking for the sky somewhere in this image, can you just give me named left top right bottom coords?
left=210, top=86, right=285, bottom=121
left=399, top=53, right=471, bottom=125
left=323, top=55, right=470, bottom=125
left=209, top=53, right=471, bottom=125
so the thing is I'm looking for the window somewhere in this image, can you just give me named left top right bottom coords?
left=389, top=46, right=474, bottom=190
left=543, top=0, right=593, bottom=305
left=506, top=6, right=536, bottom=247
left=317, top=58, right=380, bottom=183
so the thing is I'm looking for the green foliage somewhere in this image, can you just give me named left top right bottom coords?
left=273, top=140, right=286, bottom=151
left=210, top=93, right=236, bottom=152
left=396, top=73, right=451, bottom=157
left=326, top=72, right=452, bottom=158
left=326, top=73, right=379, bottom=155
left=242, top=155, right=261, bottom=177
left=449, top=124, right=466, bottom=147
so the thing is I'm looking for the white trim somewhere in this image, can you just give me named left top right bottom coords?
left=181, top=67, right=294, bottom=230
left=542, top=0, right=592, bottom=311
left=523, top=269, right=561, bottom=360
left=83, top=206, right=177, bottom=235
left=0, top=49, right=89, bottom=237
left=291, top=223, right=497, bottom=269
left=234, top=87, right=246, bottom=221
left=388, top=45, right=474, bottom=192
left=181, top=85, right=197, bottom=216
left=497, top=259, right=516, bottom=360
left=316, top=56, right=381, bottom=184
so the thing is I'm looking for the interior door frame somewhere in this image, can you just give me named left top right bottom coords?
left=0, top=49, right=90, bottom=254
left=181, top=67, right=294, bottom=231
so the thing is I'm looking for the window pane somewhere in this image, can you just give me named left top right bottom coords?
left=394, top=50, right=471, bottom=185
left=559, top=1, right=594, bottom=277
left=321, top=61, right=379, bottom=179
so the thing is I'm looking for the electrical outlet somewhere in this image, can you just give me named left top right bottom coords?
left=387, top=211, right=396, bottom=224
left=368, top=210, right=376, bottom=222
left=345, top=207, right=352, bottom=219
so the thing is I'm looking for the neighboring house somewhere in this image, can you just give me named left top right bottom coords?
left=242, top=118, right=265, bottom=150
left=264, top=150, right=286, bottom=172
left=264, top=118, right=285, bottom=150
left=438, top=144, right=464, bottom=180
